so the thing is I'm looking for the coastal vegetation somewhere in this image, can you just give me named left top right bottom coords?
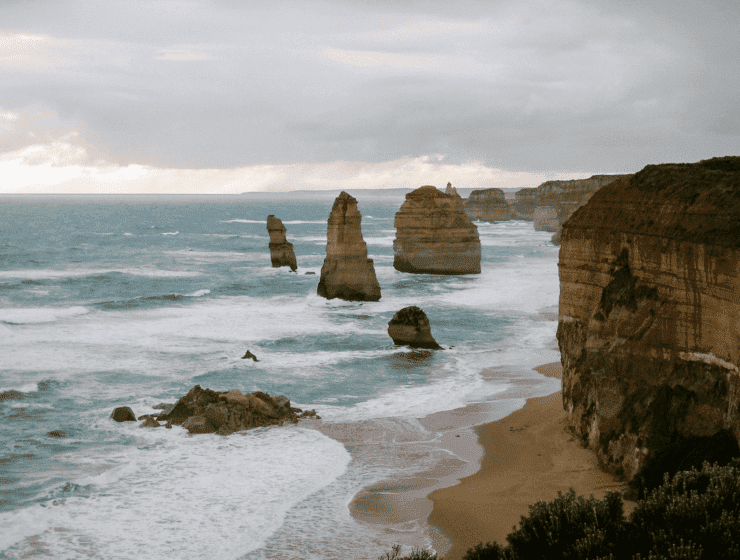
left=380, top=459, right=740, bottom=560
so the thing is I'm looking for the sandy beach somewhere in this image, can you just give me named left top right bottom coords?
left=427, top=362, right=635, bottom=559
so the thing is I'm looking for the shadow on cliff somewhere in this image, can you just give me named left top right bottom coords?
left=628, top=428, right=740, bottom=500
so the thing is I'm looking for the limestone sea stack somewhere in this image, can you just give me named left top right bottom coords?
left=266, top=215, right=297, bottom=271
left=393, top=186, right=481, bottom=274
left=388, top=306, right=442, bottom=349
left=463, top=188, right=511, bottom=222
left=317, top=192, right=381, bottom=302
left=557, top=156, right=740, bottom=491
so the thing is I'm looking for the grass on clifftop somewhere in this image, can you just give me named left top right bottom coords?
left=378, top=459, right=740, bottom=560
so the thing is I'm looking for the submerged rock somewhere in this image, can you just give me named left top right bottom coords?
left=388, top=306, right=442, bottom=350
left=266, top=215, right=298, bottom=271
left=317, top=192, right=381, bottom=302
left=393, top=186, right=481, bottom=274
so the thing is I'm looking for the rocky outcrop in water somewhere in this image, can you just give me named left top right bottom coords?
left=317, top=192, right=381, bottom=301
left=463, top=188, right=511, bottom=222
left=393, top=186, right=481, bottom=274
left=557, top=157, right=740, bottom=491
left=388, top=306, right=442, bottom=349
left=266, top=215, right=297, bottom=271
left=111, top=406, right=136, bottom=422
left=158, top=385, right=319, bottom=434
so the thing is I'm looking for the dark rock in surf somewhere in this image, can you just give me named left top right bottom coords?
left=388, top=306, right=442, bottom=350
left=241, top=350, right=259, bottom=361
left=158, top=385, right=309, bottom=435
left=139, top=417, right=161, bottom=428
left=111, top=406, right=137, bottom=422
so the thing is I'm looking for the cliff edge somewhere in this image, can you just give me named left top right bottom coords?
left=557, top=156, right=740, bottom=490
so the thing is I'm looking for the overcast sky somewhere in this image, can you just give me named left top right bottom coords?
left=1, top=0, right=738, bottom=193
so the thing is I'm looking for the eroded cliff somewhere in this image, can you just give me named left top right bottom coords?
left=394, top=185, right=481, bottom=274
left=557, top=156, right=740, bottom=489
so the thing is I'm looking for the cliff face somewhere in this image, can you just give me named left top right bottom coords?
left=266, top=215, right=298, bottom=271
left=511, top=187, right=537, bottom=220
left=463, top=188, right=511, bottom=222
left=317, top=192, right=381, bottom=302
left=511, top=176, right=628, bottom=243
left=394, top=185, right=481, bottom=274
left=557, top=157, right=740, bottom=486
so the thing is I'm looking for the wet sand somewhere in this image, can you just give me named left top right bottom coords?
left=426, top=362, right=635, bottom=559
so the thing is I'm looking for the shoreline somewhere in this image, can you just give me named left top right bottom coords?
left=426, top=362, right=635, bottom=559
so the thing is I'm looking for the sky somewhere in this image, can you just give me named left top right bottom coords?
left=1, top=0, right=738, bottom=193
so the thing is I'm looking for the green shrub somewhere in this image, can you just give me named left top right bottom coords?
left=460, top=460, right=740, bottom=560
left=378, top=544, right=438, bottom=560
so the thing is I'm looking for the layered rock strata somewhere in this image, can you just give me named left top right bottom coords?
left=463, top=188, right=511, bottom=222
left=266, top=215, right=297, bottom=271
left=158, top=385, right=319, bottom=434
left=317, top=192, right=381, bottom=301
left=510, top=187, right=537, bottom=220
left=533, top=206, right=560, bottom=232
left=536, top=175, right=628, bottom=243
left=557, top=157, right=740, bottom=490
left=388, top=306, right=442, bottom=349
left=394, top=186, right=481, bottom=274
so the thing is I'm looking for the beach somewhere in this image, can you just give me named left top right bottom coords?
left=427, top=362, right=636, bottom=559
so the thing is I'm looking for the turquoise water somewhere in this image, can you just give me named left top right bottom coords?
left=0, top=193, right=561, bottom=559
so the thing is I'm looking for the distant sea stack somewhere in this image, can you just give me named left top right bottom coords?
left=317, top=192, right=381, bottom=302
left=463, top=188, right=511, bottom=222
left=266, top=215, right=297, bottom=271
left=393, top=186, right=481, bottom=274
left=557, top=157, right=740, bottom=490
left=388, top=306, right=442, bottom=349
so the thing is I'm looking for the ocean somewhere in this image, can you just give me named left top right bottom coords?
left=0, top=192, right=561, bottom=559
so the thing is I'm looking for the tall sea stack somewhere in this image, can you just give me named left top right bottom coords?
left=393, top=185, right=481, bottom=274
left=557, top=156, right=740, bottom=489
left=317, top=192, right=381, bottom=302
left=266, top=215, right=297, bottom=271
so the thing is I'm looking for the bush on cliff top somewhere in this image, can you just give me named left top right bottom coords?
left=456, top=459, right=740, bottom=560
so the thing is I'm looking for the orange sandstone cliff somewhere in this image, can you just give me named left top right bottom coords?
left=557, top=157, right=740, bottom=491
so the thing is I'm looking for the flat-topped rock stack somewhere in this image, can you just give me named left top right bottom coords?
left=463, top=188, right=511, bottom=222
left=266, top=215, right=297, bottom=271
left=393, top=186, right=481, bottom=274
left=511, top=187, right=538, bottom=220
left=557, top=156, right=740, bottom=492
left=317, top=191, right=381, bottom=301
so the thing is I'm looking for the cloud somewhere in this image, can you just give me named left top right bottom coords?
left=0, top=140, right=596, bottom=194
left=0, top=0, right=736, bottom=178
